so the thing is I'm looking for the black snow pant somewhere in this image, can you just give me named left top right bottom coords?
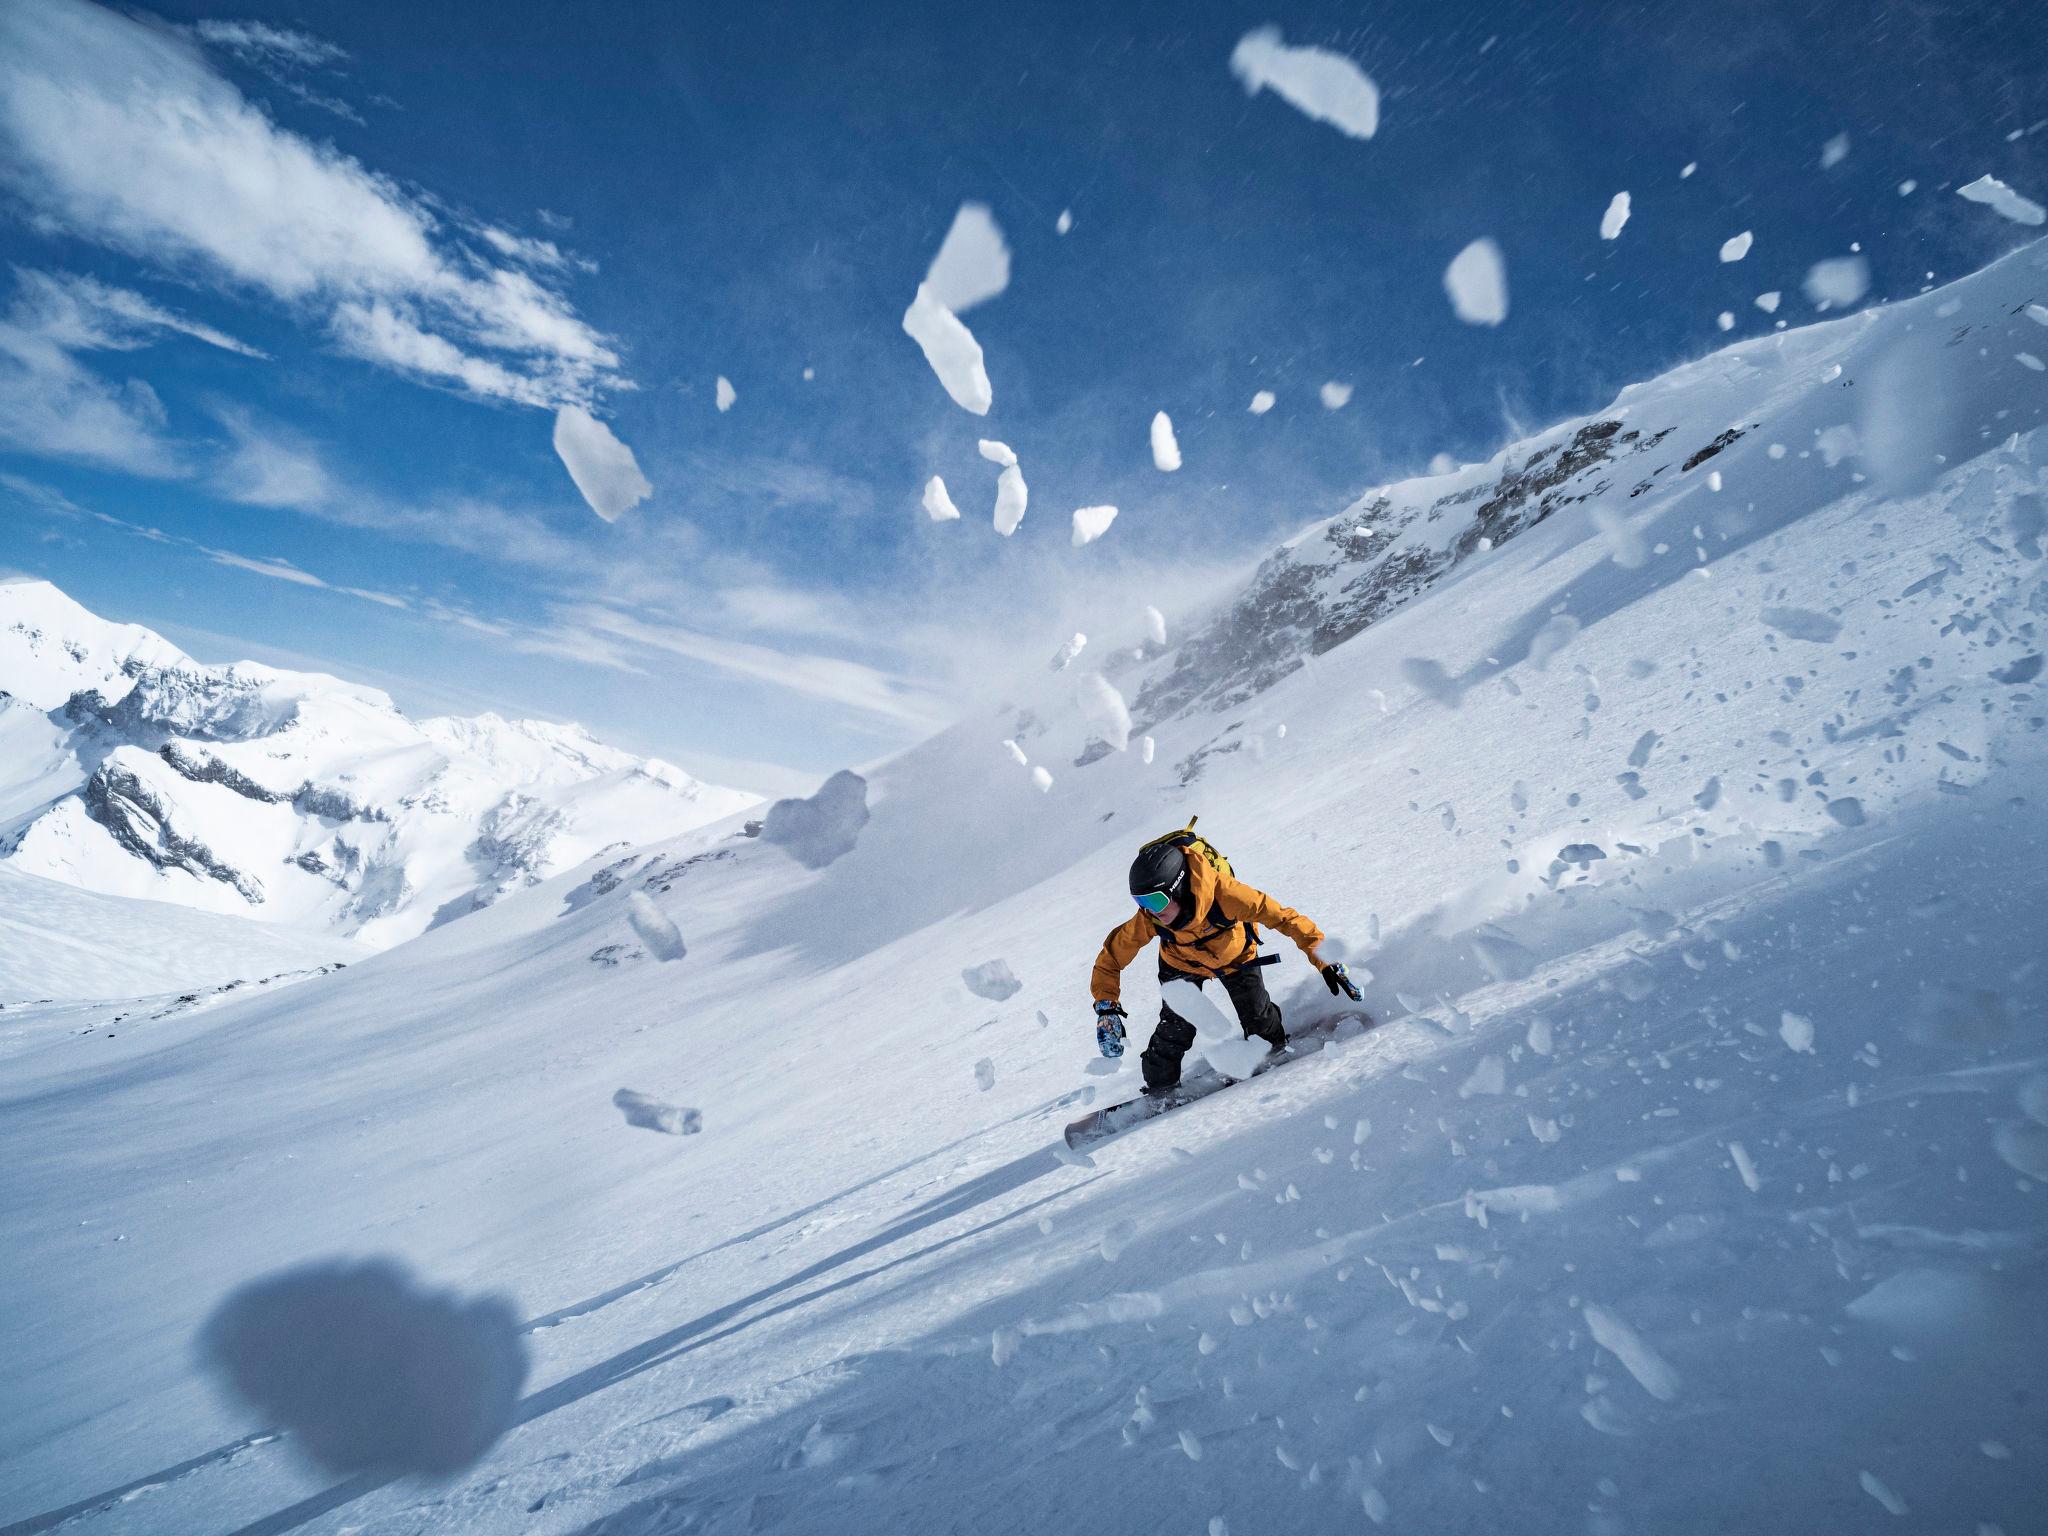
left=1140, top=958, right=1286, bottom=1092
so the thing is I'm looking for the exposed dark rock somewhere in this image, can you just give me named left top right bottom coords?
left=159, top=743, right=288, bottom=803
left=81, top=762, right=265, bottom=902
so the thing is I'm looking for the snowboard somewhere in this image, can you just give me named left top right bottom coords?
left=1063, top=1009, right=1374, bottom=1153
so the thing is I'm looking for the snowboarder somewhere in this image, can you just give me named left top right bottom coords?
left=1091, top=819, right=1361, bottom=1094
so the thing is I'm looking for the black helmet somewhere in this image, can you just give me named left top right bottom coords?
left=1129, top=841, right=1189, bottom=913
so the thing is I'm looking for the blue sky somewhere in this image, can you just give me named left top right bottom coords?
left=1, top=0, right=2041, bottom=789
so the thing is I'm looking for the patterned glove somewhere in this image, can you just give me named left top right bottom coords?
left=1321, top=961, right=1363, bottom=1001
left=1094, top=999, right=1128, bottom=1057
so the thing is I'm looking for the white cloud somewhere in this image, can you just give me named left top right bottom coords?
left=211, top=411, right=333, bottom=508
left=10, top=269, right=266, bottom=357
left=193, top=19, right=347, bottom=70
left=552, top=405, right=652, bottom=522
left=0, top=319, right=182, bottom=475
left=548, top=604, right=947, bottom=727
left=1231, top=27, right=1379, bottom=140
left=207, top=548, right=327, bottom=587
left=0, top=0, right=626, bottom=427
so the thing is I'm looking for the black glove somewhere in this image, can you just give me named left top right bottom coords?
left=1321, top=961, right=1362, bottom=1001
left=1094, top=1000, right=1128, bottom=1057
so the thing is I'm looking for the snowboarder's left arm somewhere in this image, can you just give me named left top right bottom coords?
left=1213, top=873, right=1327, bottom=962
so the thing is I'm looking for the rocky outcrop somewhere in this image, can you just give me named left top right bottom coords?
left=81, top=762, right=265, bottom=902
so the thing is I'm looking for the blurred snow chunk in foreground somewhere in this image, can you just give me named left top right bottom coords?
left=199, top=1258, right=527, bottom=1477
left=994, top=463, right=1028, bottom=535
left=626, top=891, right=686, bottom=962
left=923, top=202, right=1011, bottom=313
left=1803, top=256, right=1870, bottom=308
left=1230, top=26, right=1379, bottom=140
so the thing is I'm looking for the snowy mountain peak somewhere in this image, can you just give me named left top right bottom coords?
left=0, top=584, right=761, bottom=955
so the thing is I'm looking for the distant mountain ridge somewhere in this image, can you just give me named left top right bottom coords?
left=0, top=580, right=760, bottom=948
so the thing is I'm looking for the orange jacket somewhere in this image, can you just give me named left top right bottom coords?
left=1091, top=852, right=1325, bottom=1004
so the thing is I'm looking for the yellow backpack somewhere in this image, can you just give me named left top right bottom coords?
left=1137, top=816, right=1233, bottom=881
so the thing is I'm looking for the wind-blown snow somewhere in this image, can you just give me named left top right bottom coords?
left=1956, top=174, right=2046, bottom=227
left=1078, top=672, right=1132, bottom=751
left=1071, top=505, right=1118, bottom=546
left=1229, top=27, right=1379, bottom=140
left=1150, top=411, right=1181, bottom=472
left=551, top=405, right=652, bottom=521
left=923, top=475, right=962, bottom=521
left=901, top=284, right=993, bottom=415
left=1600, top=191, right=1630, bottom=240
left=1444, top=238, right=1508, bottom=325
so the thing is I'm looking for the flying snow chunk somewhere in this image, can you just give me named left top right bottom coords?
left=1072, top=505, right=1119, bottom=546
left=1582, top=1302, right=1681, bottom=1402
left=1820, top=132, right=1850, bottom=169
left=923, top=475, right=962, bottom=521
left=1717, top=311, right=1734, bottom=331
left=1056, top=208, right=1073, bottom=235
left=923, top=202, right=1011, bottom=313
left=1719, top=230, right=1753, bottom=262
left=978, top=439, right=1017, bottom=467
left=1319, top=381, right=1354, bottom=410
left=1444, top=239, right=1508, bottom=326
left=1428, top=452, right=1457, bottom=476
left=1080, top=672, right=1132, bottom=750
left=963, top=959, right=1023, bottom=1001
left=1779, top=1010, right=1816, bottom=1053
left=1803, top=256, right=1870, bottom=308
left=1755, top=291, right=1781, bottom=313
left=552, top=406, right=652, bottom=522
left=902, top=284, right=992, bottom=414
left=1002, top=738, right=1028, bottom=767
left=993, top=463, right=1028, bottom=535
left=761, top=769, right=870, bottom=869
left=1143, top=605, right=1167, bottom=645
left=714, top=375, right=736, bottom=412
left=1229, top=27, right=1379, bottom=140
left=1529, top=612, right=1581, bottom=669
left=1600, top=191, right=1631, bottom=240
left=627, top=892, right=686, bottom=962
left=613, top=1089, right=702, bottom=1135
left=1140, top=735, right=1155, bottom=764
left=1030, top=765, right=1053, bottom=793
left=1050, top=632, right=1087, bottom=670
left=1956, top=174, right=2046, bottom=226
left=974, top=1057, right=996, bottom=1092
left=1151, top=411, right=1182, bottom=471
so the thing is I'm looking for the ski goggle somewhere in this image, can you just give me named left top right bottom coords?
left=1133, top=889, right=1173, bottom=915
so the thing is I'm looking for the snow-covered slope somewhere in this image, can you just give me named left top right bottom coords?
left=2, top=244, right=2044, bottom=1535
left=0, top=579, right=761, bottom=967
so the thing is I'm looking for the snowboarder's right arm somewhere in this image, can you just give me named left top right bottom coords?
left=1090, top=912, right=1155, bottom=1005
